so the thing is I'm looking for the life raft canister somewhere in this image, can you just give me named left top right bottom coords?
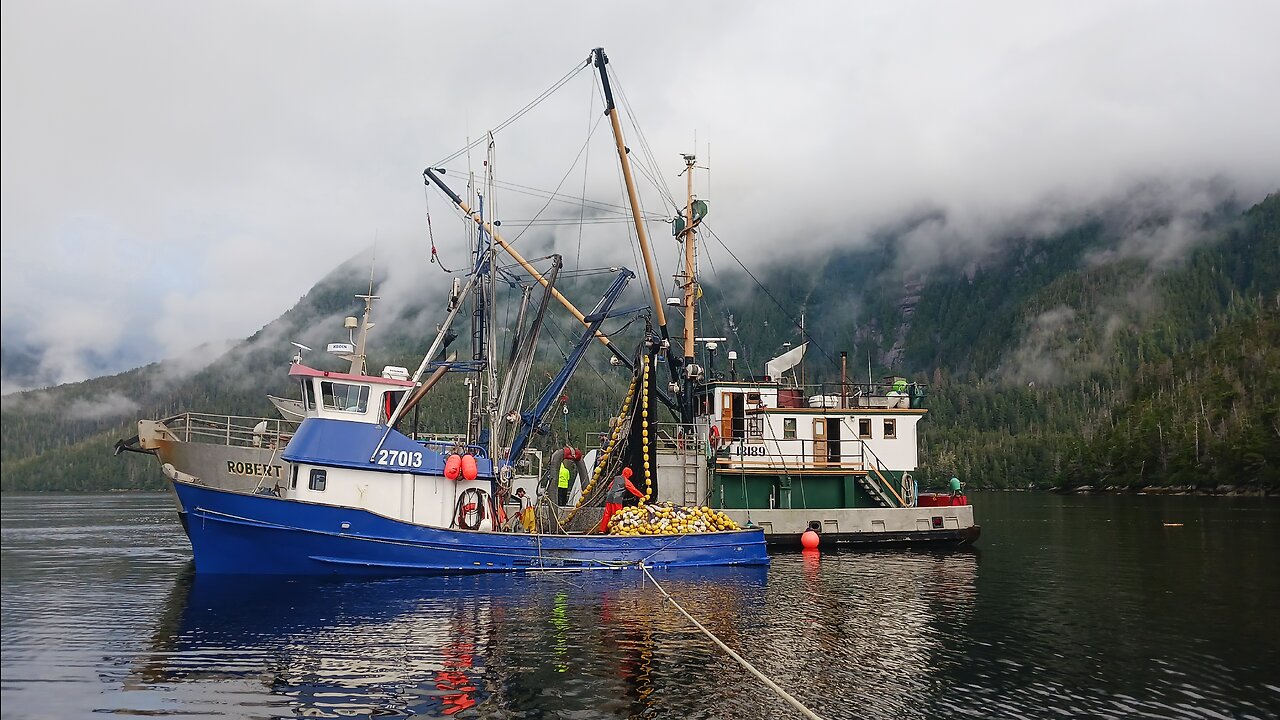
left=444, top=454, right=463, bottom=480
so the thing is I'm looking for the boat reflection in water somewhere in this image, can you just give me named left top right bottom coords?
left=134, top=564, right=769, bottom=718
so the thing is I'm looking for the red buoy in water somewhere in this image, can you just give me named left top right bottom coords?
left=801, top=529, right=820, bottom=549
left=461, top=454, right=479, bottom=481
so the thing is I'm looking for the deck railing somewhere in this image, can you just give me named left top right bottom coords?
left=161, top=412, right=299, bottom=449
left=765, top=380, right=927, bottom=410
left=633, top=421, right=916, bottom=507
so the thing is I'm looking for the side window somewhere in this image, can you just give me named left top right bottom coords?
left=884, top=419, right=897, bottom=439
left=858, top=419, right=872, bottom=439
left=302, top=380, right=316, bottom=410
left=747, top=416, right=764, bottom=439
left=308, top=469, right=327, bottom=492
left=783, top=418, right=797, bottom=439
left=290, top=465, right=299, bottom=489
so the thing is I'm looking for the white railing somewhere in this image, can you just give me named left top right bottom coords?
left=162, top=412, right=299, bottom=450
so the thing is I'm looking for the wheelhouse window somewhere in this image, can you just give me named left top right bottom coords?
left=308, top=469, right=327, bottom=491
left=302, top=380, right=317, bottom=410
left=290, top=465, right=299, bottom=489
left=858, top=418, right=872, bottom=439
left=783, top=418, right=797, bottom=439
left=884, top=419, right=897, bottom=439
left=320, top=381, right=370, bottom=413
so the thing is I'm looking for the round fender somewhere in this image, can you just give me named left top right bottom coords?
left=461, top=454, right=479, bottom=481
left=444, top=454, right=462, bottom=480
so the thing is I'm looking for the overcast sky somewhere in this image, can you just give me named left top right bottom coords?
left=3, top=0, right=1277, bottom=393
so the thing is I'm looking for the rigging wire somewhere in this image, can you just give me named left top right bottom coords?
left=432, top=57, right=592, bottom=168
left=509, top=113, right=609, bottom=246
left=698, top=248, right=759, bottom=376
left=611, top=64, right=682, bottom=215
left=640, top=565, right=827, bottom=720
left=701, top=222, right=839, bottom=370
left=423, top=187, right=458, bottom=273
left=430, top=174, right=661, bottom=221
left=576, top=76, right=596, bottom=273
left=595, top=66, right=667, bottom=325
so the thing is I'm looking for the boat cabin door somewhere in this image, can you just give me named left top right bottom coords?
left=812, top=418, right=827, bottom=466
left=721, top=392, right=734, bottom=441
left=826, top=417, right=842, bottom=464
left=721, top=392, right=746, bottom=442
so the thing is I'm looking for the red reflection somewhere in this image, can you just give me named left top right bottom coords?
left=435, top=641, right=477, bottom=715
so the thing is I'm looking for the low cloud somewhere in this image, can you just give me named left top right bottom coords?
left=3, top=2, right=1277, bottom=392
left=64, top=391, right=139, bottom=421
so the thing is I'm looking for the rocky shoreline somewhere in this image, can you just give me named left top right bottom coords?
left=1053, top=484, right=1273, bottom=497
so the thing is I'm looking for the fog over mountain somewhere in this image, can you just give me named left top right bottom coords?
left=3, top=1, right=1277, bottom=393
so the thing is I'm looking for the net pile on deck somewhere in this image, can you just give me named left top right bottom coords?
left=606, top=502, right=741, bottom=535
left=555, top=334, right=743, bottom=536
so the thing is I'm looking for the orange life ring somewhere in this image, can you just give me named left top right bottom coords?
left=708, top=425, right=721, bottom=450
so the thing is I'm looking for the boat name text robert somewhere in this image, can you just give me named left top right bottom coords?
left=226, top=461, right=283, bottom=478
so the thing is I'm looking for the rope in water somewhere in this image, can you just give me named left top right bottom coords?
left=639, top=565, right=827, bottom=720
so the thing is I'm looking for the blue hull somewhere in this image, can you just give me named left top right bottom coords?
left=172, top=482, right=770, bottom=575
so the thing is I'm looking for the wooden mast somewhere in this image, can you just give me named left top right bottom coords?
left=592, top=48, right=668, bottom=333
left=681, top=154, right=697, bottom=362
left=592, top=46, right=686, bottom=416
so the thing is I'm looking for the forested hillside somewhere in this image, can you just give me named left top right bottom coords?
left=3, top=193, right=1277, bottom=492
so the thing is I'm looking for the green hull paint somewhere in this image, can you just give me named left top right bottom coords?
left=709, top=469, right=897, bottom=510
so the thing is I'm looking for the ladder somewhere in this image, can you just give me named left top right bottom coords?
left=681, top=446, right=701, bottom=506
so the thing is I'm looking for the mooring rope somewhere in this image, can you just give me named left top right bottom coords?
left=639, top=565, right=827, bottom=720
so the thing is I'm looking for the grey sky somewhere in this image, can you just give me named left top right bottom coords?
left=3, top=1, right=1277, bottom=392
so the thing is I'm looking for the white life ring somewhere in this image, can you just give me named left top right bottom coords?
left=454, top=488, right=490, bottom=530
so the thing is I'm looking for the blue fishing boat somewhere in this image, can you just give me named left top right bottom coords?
left=163, top=290, right=765, bottom=574
left=157, top=47, right=768, bottom=575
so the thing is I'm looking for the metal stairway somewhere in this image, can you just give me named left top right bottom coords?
left=857, top=467, right=896, bottom=507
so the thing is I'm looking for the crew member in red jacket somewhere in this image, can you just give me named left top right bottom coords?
left=600, top=467, right=644, bottom=532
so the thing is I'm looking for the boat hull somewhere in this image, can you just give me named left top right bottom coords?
left=172, top=481, right=769, bottom=575
left=722, top=505, right=980, bottom=548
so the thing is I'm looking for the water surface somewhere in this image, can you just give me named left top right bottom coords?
left=2, top=492, right=1277, bottom=719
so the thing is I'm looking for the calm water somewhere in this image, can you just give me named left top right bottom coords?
left=2, top=492, right=1277, bottom=719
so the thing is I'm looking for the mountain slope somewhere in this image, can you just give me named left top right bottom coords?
left=3, top=193, right=1277, bottom=492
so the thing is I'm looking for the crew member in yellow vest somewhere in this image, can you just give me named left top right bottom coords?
left=557, top=459, right=572, bottom=506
